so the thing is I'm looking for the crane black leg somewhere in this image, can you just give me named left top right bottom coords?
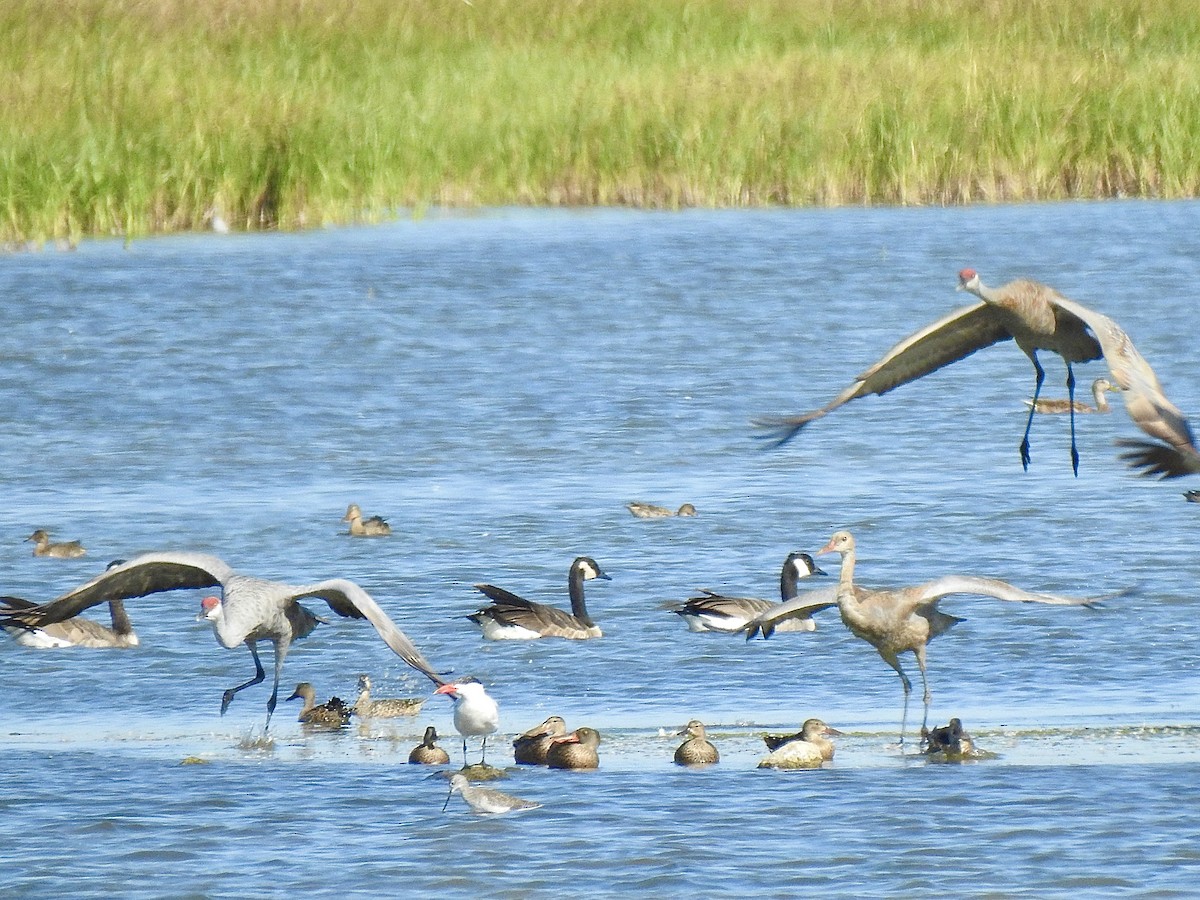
left=1020, top=354, right=1046, bottom=471
left=222, top=641, right=266, bottom=715
left=1066, top=365, right=1080, bottom=476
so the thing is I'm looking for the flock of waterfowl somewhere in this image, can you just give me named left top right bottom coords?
left=4, top=268, right=1197, bottom=814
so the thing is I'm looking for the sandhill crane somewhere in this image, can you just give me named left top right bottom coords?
left=757, top=719, right=842, bottom=769
left=409, top=726, right=451, bottom=765
left=758, top=269, right=1198, bottom=476
left=0, top=596, right=138, bottom=649
left=744, top=531, right=1105, bottom=751
left=513, top=715, right=567, bottom=765
left=465, top=556, right=611, bottom=640
left=626, top=502, right=697, bottom=519
left=674, top=720, right=720, bottom=766
left=0, top=551, right=471, bottom=731
left=547, top=726, right=602, bottom=769
left=1027, top=378, right=1118, bottom=414
left=26, top=529, right=86, bottom=558
left=671, top=551, right=829, bottom=634
left=443, top=773, right=541, bottom=815
left=342, top=504, right=391, bottom=536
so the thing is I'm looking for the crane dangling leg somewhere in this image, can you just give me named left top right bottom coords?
left=1020, top=352, right=1046, bottom=471
left=1066, top=364, right=1080, bottom=476
left=222, top=640, right=266, bottom=716
left=883, top=652, right=913, bottom=754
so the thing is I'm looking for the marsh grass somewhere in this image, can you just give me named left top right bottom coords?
left=4, top=0, right=1200, bottom=241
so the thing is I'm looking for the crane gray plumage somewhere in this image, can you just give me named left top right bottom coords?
left=758, top=268, right=1196, bottom=477
left=744, top=531, right=1105, bottom=751
left=0, top=596, right=138, bottom=649
left=0, top=551, right=448, bottom=729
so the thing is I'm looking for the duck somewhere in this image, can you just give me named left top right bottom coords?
left=342, top=504, right=391, bottom=537
left=922, top=717, right=976, bottom=757
left=672, top=551, right=830, bottom=634
left=286, top=682, right=352, bottom=727
left=547, top=727, right=602, bottom=770
left=0, top=595, right=138, bottom=649
left=466, top=556, right=611, bottom=640
left=409, top=725, right=451, bottom=765
left=351, top=674, right=425, bottom=718
left=443, top=773, right=541, bottom=815
left=1026, top=378, right=1118, bottom=414
left=26, top=529, right=86, bottom=558
left=626, top=501, right=697, bottom=519
left=1184, top=491, right=1200, bottom=503
left=674, top=720, right=719, bottom=766
left=758, top=719, right=843, bottom=769
left=513, top=715, right=567, bottom=765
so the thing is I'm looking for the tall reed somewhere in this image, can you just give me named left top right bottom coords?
left=3, top=0, right=1199, bottom=241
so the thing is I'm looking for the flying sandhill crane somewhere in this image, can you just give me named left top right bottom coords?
left=1027, top=378, right=1118, bottom=415
left=743, top=531, right=1106, bottom=751
left=758, top=269, right=1198, bottom=476
left=0, top=551, right=485, bottom=733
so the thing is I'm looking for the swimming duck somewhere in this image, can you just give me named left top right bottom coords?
left=0, top=596, right=138, bottom=649
left=342, top=504, right=391, bottom=537
left=1184, top=491, right=1200, bottom=503
left=547, top=727, right=602, bottom=770
left=466, top=556, right=610, bottom=640
left=674, top=720, right=720, bottom=766
left=1026, top=378, right=1118, bottom=414
left=626, top=501, right=697, bottom=519
left=26, top=529, right=86, bottom=558
left=352, top=674, right=425, bottom=718
left=443, top=773, right=541, bottom=815
left=921, top=717, right=977, bottom=758
left=672, top=551, right=829, bottom=634
left=409, top=725, right=451, bottom=765
left=286, top=682, right=352, bottom=727
left=758, top=719, right=842, bottom=769
left=513, top=715, right=567, bottom=765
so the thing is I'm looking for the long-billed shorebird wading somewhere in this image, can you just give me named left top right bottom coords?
left=443, top=773, right=541, bottom=815
left=0, top=551, right=479, bottom=731
left=671, top=551, right=830, bottom=634
left=758, top=269, right=1198, bottom=477
left=744, top=531, right=1105, bottom=751
left=466, top=556, right=611, bottom=640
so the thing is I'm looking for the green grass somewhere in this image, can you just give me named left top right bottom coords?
left=3, top=0, right=1200, bottom=241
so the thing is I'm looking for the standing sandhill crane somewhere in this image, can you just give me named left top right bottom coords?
left=758, top=269, right=1198, bottom=476
left=671, top=551, right=830, bottom=634
left=0, top=551, right=469, bottom=731
left=0, top=596, right=138, bottom=649
left=26, top=529, right=86, bottom=558
left=1027, top=378, right=1118, bottom=415
left=743, top=531, right=1105, bottom=751
left=465, top=556, right=611, bottom=640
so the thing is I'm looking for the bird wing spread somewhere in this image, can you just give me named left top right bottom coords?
left=1050, top=294, right=1198, bottom=465
left=0, top=552, right=232, bottom=627
left=742, top=584, right=841, bottom=639
left=908, top=575, right=1103, bottom=609
left=756, top=301, right=1012, bottom=445
left=294, top=579, right=447, bottom=686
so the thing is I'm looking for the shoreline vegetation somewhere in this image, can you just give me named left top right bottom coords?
left=3, top=0, right=1199, bottom=243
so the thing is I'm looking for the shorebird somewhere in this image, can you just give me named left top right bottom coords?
left=466, top=556, right=610, bottom=640
left=351, top=674, right=424, bottom=718
left=759, top=269, right=1198, bottom=477
left=409, top=726, right=451, bottom=765
left=443, top=773, right=541, bottom=815
left=0, top=551, right=472, bottom=731
left=342, top=504, right=391, bottom=536
left=26, top=530, right=86, bottom=558
left=547, top=727, right=601, bottom=770
left=671, top=551, right=829, bottom=634
left=745, top=531, right=1106, bottom=750
left=0, top=595, right=138, bottom=649
left=1027, top=378, right=1117, bottom=414
left=286, top=682, right=352, bottom=727
left=758, top=719, right=843, bottom=769
left=513, top=715, right=567, bottom=766
left=626, top=502, right=697, bottom=519
left=674, top=720, right=720, bottom=766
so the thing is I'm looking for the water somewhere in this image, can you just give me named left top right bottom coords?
left=2, top=202, right=1199, bottom=896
